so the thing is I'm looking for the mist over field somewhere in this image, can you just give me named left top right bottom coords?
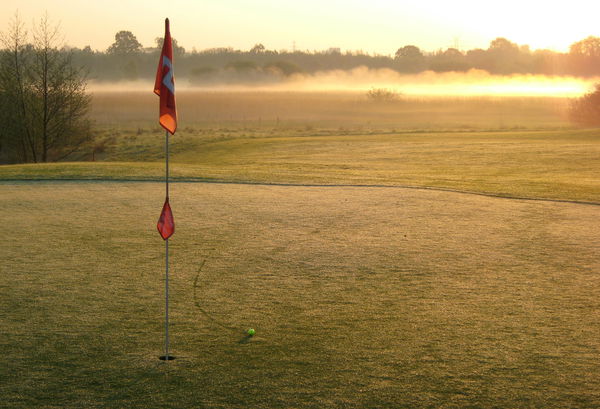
left=88, top=68, right=597, bottom=97
left=87, top=68, right=584, bottom=130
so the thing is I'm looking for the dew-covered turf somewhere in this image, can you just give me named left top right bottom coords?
left=1, top=128, right=599, bottom=204
left=1, top=182, right=598, bottom=408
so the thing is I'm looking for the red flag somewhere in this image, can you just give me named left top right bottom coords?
left=157, top=199, right=175, bottom=240
left=154, top=18, right=177, bottom=134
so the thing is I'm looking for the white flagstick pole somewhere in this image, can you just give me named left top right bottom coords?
left=165, top=129, right=170, bottom=361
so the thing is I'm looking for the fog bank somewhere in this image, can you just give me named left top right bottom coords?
left=89, top=67, right=596, bottom=97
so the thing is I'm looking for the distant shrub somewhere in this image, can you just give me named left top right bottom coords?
left=569, top=84, right=600, bottom=126
left=366, top=87, right=400, bottom=102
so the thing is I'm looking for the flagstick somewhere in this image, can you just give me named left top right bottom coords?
left=165, top=237, right=169, bottom=360
left=166, top=129, right=169, bottom=204
left=165, top=128, right=169, bottom=361
left=161, top=129, right=174, bottom=361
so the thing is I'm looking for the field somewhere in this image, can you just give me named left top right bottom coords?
left=1, top=92, right=600, bottom=408
left=2, top=92, right=598, bottom=203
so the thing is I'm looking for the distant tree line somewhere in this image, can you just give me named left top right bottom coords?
left=63, top=31, right=600, bottom=84
left=2, top=20, right=600, bottom=165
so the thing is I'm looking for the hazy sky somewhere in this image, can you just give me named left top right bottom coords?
left=2, top=0, right=599, bottom=54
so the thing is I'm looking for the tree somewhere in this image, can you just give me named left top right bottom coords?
left=107, top=30, right=143, bottom=54
left=0, top=13, right=91, bottom=163
left=569, top=36, right=600, bottom=57
left=488, top=37, right=519, bottom=53
left=486, top=37, right=528, bottom=74
left=465, top=48, right=490, bottom=70
left=395, top=45, right=423, bottom=59
left=154, top=36, right=185, bottom=57
left=394, top=45, right=425, bottom=73
left=568, top=36, right=600, bottom=77
left=569, top=83, right=600, bottom=126
left=0, top=13, right=31, bottom=162
left=250, top=43, right=265, bottom=54
left=430, top=48, right=467, bottom=72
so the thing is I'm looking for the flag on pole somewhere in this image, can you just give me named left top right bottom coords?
left=154, top=18, right=177, bottom=135
left=155, top=17, right=176, bottom=362
left=155, top=17, right=176, bottom=241
left=157, top=198, right=175, bottom=240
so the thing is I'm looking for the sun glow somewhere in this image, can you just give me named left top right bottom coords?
left=219, top=69, right=594, bottom=97
left=384, top=72, right=593, bottom=97
left=89, top=69, right=595, bottom=98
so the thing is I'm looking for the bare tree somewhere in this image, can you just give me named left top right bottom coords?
left=31, top=14, right=91, bottom=162
left=0, top=12, right=34, bottom=162
left=0, top=13, right=91, bottom=163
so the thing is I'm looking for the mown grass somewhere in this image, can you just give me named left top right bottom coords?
left=1, top=182, right=599, bottom=408
left=1, top=128, right=599, bottom=203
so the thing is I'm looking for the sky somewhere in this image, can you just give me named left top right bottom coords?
left=2, top=0, right=599, bottom=55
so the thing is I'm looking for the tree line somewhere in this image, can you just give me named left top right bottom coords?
left=69, top=31, right=600, bottom=83
left=2, top=17, right=600, bottom=164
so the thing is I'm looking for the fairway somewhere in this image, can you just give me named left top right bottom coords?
left=2, top=127, right=600, bottom=204
left=1, top=181, right=598, bottom=408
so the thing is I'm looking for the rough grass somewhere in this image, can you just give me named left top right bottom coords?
left=90, top=91, right=571, bottom=129
left=1, top=182, right=599, bottom=408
